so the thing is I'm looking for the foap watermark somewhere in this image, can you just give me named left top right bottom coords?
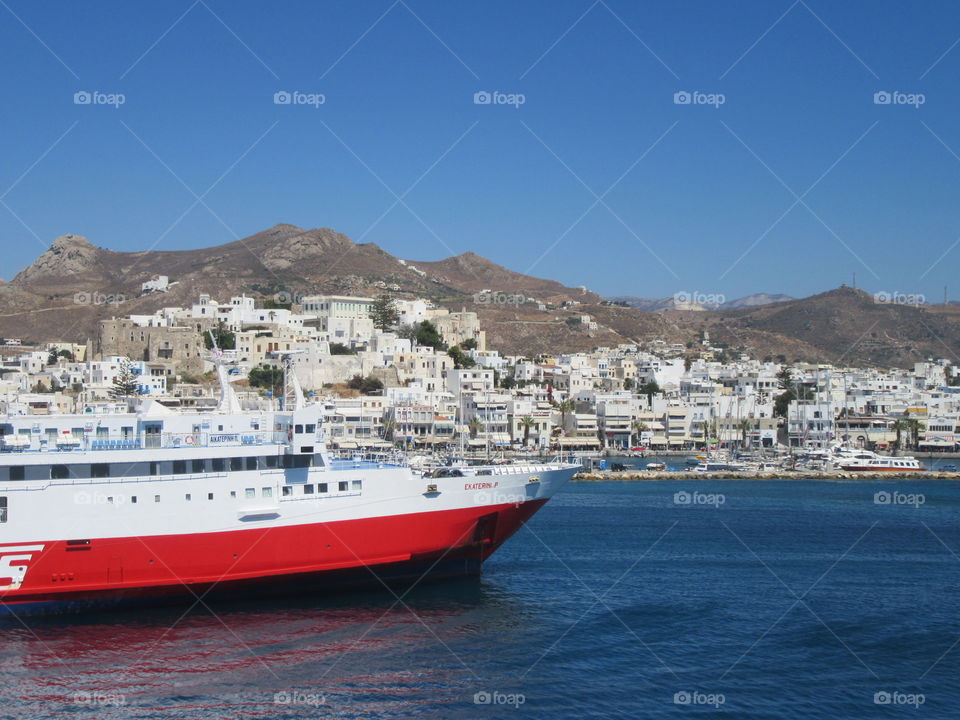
left=473, top=690, right=525, bottom=708
left=74, top=491, right=128, bottom=506
left=273, top=290, right=307, bottom=306
left=74, top=90, right=125, bottom=108
left=674, top=690, right=725, bottom=709
left=475, top=490, right=527, bottom=506
left=874, top=91, right=925, bottom=109
left=674, top=490, right=725, bottom=508
left=674, top=291, right=725, bottom=309
left=474, top=90, right=526, bottom=108
left=274, top=690, right=326, bottom=707
left=874, top=690, right=925, bottom=708
left=873, top=291, right=925, bottom=307
left=74, top=291, right=125, bottom=306
left=474, top=291, right=525, bottom=307
left=674, top=90, right=725, bottom=108
left=274, top=90, right=325, bottom=108
left=874, top=490, right=925, bottom=508
left=73, top=691, right=126, bottom=707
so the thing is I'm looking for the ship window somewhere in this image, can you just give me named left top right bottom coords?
left=303, top=484, right=314, bottom=494
left=246, top=457, right=257, bottom=471
left=282, top=486, right=291, bottom=496
left=51, top=465, right=70, bottom=479
left=300, top=446, right=314, bottom=454
left=207, top=493, right=214, bottom=500
left=305, top=424, right=316, bottom=434
left=9, top=466, right=24, bottom=481
left=91, top=463, right=109, bottom=478
left=230, top=457, right=243, bottom=471
left=185, top=493, right=191, bottom=501
left=230, top=491, right=237, bottom=498
left=212, top=458, right=226, bottom=472
left=262, top=487, right=272, bottom=498
left=154, top=495, right=160, bottom=503
left=173, top=460, right=187, bottom=474
left=338, top=481, right=348, bottom=492
left=318, top=483, right=328, bottom=493
left=192, top=459, right=205, bottom=473
left=245, top=488, right=255, bottom=499
left=149, top=461, right=159, bottom=476
left=264, top=456, right=278, bottom=469
left=131, top=496, right=137, bottom=504
left=295, top=425, right=304, bottom=434
left=0, top=497, right=7, bottom=522
left=352, top=480, right=362, bottom=491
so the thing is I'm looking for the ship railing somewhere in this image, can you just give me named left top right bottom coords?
left=0, top=430, right=288, bottom=453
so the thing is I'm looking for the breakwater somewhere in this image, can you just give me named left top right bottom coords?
left=573, top=470, right=960, bottom=481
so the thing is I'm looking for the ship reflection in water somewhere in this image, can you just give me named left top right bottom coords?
left=2, top=577, right=517, bottom=718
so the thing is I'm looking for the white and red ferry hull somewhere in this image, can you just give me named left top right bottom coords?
left=0, top=458, right=577, bottom=614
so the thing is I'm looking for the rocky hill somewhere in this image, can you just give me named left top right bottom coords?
left=1, top=226, right=957, bottom=366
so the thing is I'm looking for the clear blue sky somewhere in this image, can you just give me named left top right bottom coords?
left=2, top=0, right=959, bottom=302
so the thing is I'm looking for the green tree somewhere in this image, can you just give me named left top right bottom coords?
left=519, top=415, right=536, bottom=446
left=110, top=361, right=140, bottom=398
left=623, top=377, right=635, bottom=391
left=630, top=419, right=649, bottom=447
left=447, top=345, right=476, bottom=369
left=739, top=418, right=752, bottom=448
left=370, top=295, right=400, bottom=331
left=638, top=381, right=660, bottom=407
left=248, top=365, right=283, bottom=391
left=347, top=375, right=384, bottom=394
left=468, top=417, right=483, bottom=439
left=402, top=320, right=446, bottom=351
left=556, top=399, right=575, bottom=432
left=329, top=342, right=356, bottom=355
left=204, top=322, right=236, bottom=350
left=460, top=337, right=478, bottom=350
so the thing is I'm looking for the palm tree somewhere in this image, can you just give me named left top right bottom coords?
left=630, top=419, right=648, bottom=448
left=468, top=417, right=483, bottom=439
left=892, top=419, right=910, bottom=453
left=519, top=415, right=536, bottom=446
left=738, top=418, right=752, bottom=448
left=557, top=399, right=575, bottom=434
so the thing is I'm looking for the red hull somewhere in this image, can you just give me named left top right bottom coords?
left=0, top=499, right=548, bottom=612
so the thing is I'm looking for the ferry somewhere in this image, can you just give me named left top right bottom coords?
left=837, top=453, right=925, bottom=472
left=0, top=359, right=579, bottom=615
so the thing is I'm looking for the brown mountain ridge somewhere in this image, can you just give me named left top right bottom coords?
left=1, top=225, right=957, bottom=367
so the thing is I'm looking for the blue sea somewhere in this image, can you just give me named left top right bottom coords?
left=5, top=479, right=960, bottom=718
